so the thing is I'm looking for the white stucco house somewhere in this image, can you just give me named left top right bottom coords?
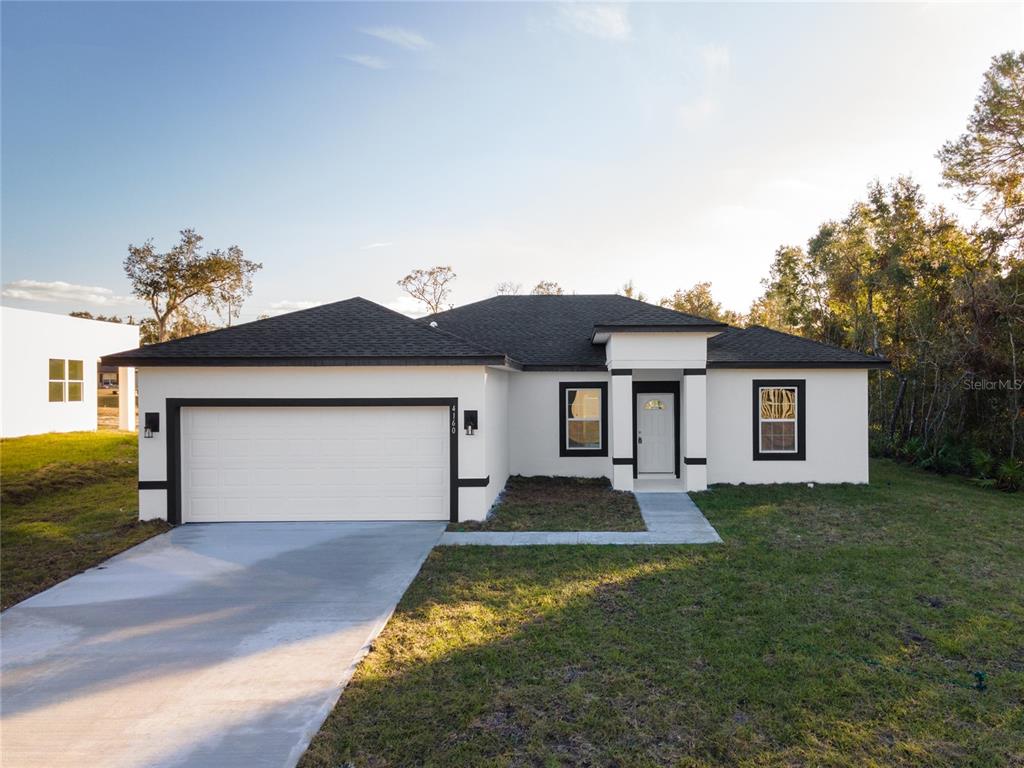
left=1, top=306, right=139, bottom=437
left=102, top=295, right=887, bottom=525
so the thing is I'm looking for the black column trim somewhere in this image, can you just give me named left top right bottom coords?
left=165, top=397, right=460, bottom=525
left=683, top=457, right=707, bottom=465
left=457, top=476, right=490, bottom=487
left=683, top=368, right=706, bottom=376
left=138, top=480, right=168, bottom=490
left=610, top=368, right=633, bottom=376
left=612, top=457, right=635, bottom=466
left=632, top=382, right=681, bottom=479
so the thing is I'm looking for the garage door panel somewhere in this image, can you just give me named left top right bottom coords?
left=180, top=406, right=450, bottom=522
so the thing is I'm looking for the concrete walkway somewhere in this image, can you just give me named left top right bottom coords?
left=0, top=521, right=444, bottom=768
left=439, top=491, right=721, bottom=545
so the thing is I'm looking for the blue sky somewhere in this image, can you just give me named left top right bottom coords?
left=2, top=2, right=1020, bottom=320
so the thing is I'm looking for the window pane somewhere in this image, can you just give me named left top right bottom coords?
left=569, top=389, right=601, bottom=419
left=49, top=381, right=65, bottom=402
left=760, top=387, right=796, bottom=419
left=568, top=420, right=601, bottom=449
left=68, top=360, right=84, bottom=381
left=67, top=382, right=84, bottom=402
left=761, top=421, right=796, bottom=452
left=49, top=359, right=65, bottom=380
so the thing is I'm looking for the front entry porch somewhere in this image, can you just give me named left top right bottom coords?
left=609, top=368, right=708, bottom=494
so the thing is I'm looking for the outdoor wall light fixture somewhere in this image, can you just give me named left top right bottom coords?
left=144, top=412, right=160, bottom=438
left=464, top=410, right=478, bottom=436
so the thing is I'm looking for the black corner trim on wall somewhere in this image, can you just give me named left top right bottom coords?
left=751, top=379, right=807, bottom=461
left=632, top=381, right=682, bottom=479
left=683, top=368, right=707, bottom=376
left=457, top=476, right=490, bottom=487
left=683, top=457, right=707, bottom=466
left=558, top=381, right=609, bottom=458
left=138, top=480, right=168, bottom=490
left=610, top=368, right=633, bottom=376
left=612, top=457, right=635, bottom=466
left=165, top=397, right=461, bottom=526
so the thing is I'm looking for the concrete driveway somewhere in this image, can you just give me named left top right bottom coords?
left=0, top=521, right=444, bottom=768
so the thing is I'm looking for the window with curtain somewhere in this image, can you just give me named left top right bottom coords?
left=758, top=385, right=799, bottom=453
left=566, top=388, right=602, bottom=449
left=558, top=381, right=608, bottom=457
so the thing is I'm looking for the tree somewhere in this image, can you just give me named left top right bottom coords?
left=494, top=281, right=522, bottom=296
left=69, top=311, right=133, bottom=324
left=660, top=282, right=743, bottom=325
left=123, top=229, right=261, bottom=343
left=619, top=280, right=647, bottom=302
left=938, top=51, right=1024, bottom=258
left=531, top=280, right=564, bottom=296
left=139, top=307, right=214, bottom=345
left=397, top=266, right=456, bottom=314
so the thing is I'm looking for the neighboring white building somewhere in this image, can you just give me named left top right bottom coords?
left=103, top=295, right=888, bottom=525
left=1, top=306, right=140, bottom=437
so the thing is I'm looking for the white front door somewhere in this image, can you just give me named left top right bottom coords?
left=179, top=406, right=450, bottom=522
left=636, top=393, right=675, bottom=474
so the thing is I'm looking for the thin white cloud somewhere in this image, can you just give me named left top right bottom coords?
left=557, top=4, right=631, bottom=41
left=677, top=96, right=717, bottom=126
left=359, top=242, right=393, bottom=250
left=342, top=54, right=389, bottom=70
left=383, top=294, right=428, bottom=318
left=1, top=279, right=140, bottom=308
left=361, top=26, right=434, bottom=51
left=677, top=43, right=731, bottom=127
left=268, top=299, right=325, bottom=312
left=699, top=43, right=730, bottom=80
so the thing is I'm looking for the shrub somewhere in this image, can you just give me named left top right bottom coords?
left=995, top=459, right=1023, bottom=492
left=969, top=447, right=995, bottom=479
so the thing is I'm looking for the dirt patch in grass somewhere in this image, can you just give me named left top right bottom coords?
left=447, top=475, right=645, bottom=532
left=1, top=458, right=136, bottom=505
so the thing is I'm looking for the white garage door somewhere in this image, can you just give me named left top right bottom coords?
left=180, top=406, right=450, bottom=523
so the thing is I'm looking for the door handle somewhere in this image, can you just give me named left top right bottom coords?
left=637, top=436, right=643, bottom=444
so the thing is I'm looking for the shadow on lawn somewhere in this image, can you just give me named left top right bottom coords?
left=300, top=539, right=1020, bottom=768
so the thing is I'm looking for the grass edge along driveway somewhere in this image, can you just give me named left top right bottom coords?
left=1, top=431, right=169, bottom=610
left=302, top=459, right=1023, bottom=768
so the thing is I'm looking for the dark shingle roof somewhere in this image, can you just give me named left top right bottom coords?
left=102, top=295, right=887, bottom=370
left=425, top=295, right=724, bottom=368
left=102, top=297, right=508, bottom=366
left=707, top=326, right=888, bottom=368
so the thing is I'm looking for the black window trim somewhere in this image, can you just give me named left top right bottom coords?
left=558, top=381, right=608, bottom=458
left=752, top=379, right=806, bottom=461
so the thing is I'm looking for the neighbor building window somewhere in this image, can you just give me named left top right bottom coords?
left=48, top=359, right=65, bottom=402
left=558, top=381, right=608, bottom=457
left=67, top=360, right=84, bottom=402
left=752, top=379, right=806, bottom=461
left=48, top=358, right=85, bottom=403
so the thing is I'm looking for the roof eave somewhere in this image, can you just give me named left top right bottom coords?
left=591, top=323, right=729, bottom=343
left=707, top=359, right=891, bottom=370
left=100, top=354, right=514, bottom=368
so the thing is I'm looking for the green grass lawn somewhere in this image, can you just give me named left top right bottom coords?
left=448, top=475, right=646, bottom=532
left=1, top=431, right=169, bottom=609
left=303, top=459, right=1023, bottom=768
